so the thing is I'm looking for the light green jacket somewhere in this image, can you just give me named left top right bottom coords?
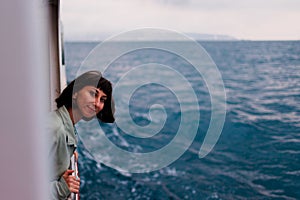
left=47, top=106, right=77, bottom=200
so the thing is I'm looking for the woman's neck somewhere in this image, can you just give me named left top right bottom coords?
left=67, top=107, right=81, bottom=125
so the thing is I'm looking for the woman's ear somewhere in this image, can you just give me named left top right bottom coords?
left=72, top=92, right=78, bottom=100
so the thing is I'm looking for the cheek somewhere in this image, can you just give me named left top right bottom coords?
left=80, top=93, right=92, bottom=103
left=76, top=94, right=89, bottom=107
left=99, top=103, right=105, bottom=112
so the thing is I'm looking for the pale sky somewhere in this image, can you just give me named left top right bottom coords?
left=61, top=0, right=300, bottom=41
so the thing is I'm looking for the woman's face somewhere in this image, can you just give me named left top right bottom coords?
left=73, top=85, right=107, bottom=120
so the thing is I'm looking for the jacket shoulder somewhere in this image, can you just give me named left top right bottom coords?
left=46, top=110, right=65, bottom=136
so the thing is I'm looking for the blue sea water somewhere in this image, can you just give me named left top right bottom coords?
left=64, top=41, right=300, bottom=200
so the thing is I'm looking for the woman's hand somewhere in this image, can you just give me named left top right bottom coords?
left=62, top=169, right=80, bottom=194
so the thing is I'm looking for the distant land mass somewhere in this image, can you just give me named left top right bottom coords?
left=185, top=33, right=238, bottom=41
left=65, top=32, right=238, bottom=41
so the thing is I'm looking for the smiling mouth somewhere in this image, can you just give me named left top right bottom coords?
left=87, top=105, right=96, bottom=113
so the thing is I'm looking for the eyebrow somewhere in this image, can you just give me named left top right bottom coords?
left=94, top=88, right=107, bottom=98
left=94, top=88, right=100, bottom=93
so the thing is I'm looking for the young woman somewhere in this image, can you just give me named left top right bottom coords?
left=47, top=71, right=115, bottom=199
